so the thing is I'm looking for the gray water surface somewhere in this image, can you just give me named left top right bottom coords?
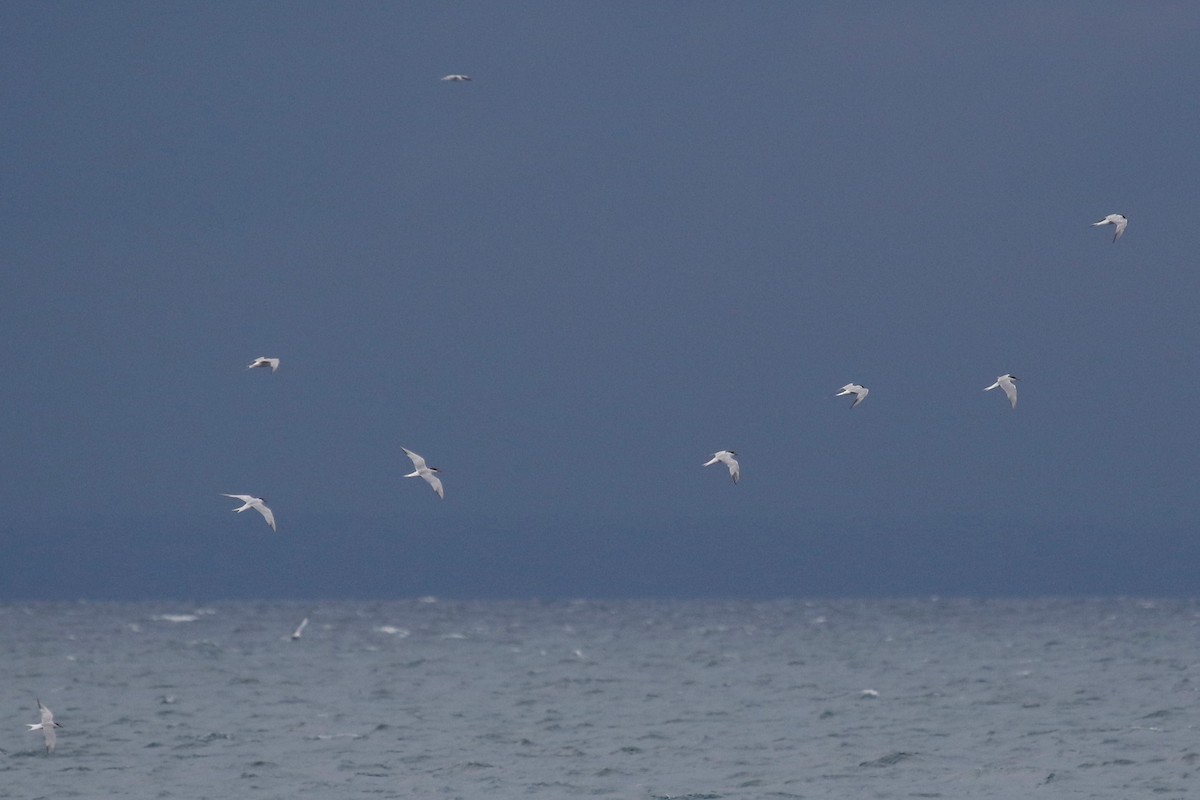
left=3, top=598, right=1197, bottom=798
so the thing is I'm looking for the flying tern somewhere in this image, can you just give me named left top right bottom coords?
left=247, top=357, right=280, bottom=372
left=441, top=74, right=472, bottom=82
left=27, top=699, right=63, bottom=754
left=835, top=383, right=870, bottom=408
left=291, top=617, right=309, bottom=640
left=402, top=447, right=444, bottom=499
left=1092, top=213, right=1127, bottom=242
left=984, top=374, right=1020, bottom=409
left=221, top=494, right=277, bottom=531
left=703, top=450, right=740, bottom=484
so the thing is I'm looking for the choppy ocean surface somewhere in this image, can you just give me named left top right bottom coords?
left=3, top=598, right=1198, bottom=798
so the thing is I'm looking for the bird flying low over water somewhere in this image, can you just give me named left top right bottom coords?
left=247, top=357, right=280, bottom=372
left=402, top=447, right=444, bottom=499
left=291, top=617, right=309, bottom=640
left=1092, top=213, right=1128, bottom=242
left=27, top=699, right=63, bottom=754
left=836, top=383, right=870, bottom=408
left=703, top=450, right=740, bottom=484
left=984, top=374, right=1020, bottom=409
left=221, top=494, right=277, bottom=531
left=441, top=74, right=471, bottom=81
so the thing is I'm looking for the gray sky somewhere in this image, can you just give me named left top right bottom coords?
left=4, top=2, right=1200, bottom=599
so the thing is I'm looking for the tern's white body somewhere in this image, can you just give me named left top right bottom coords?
left=402, top=447, right=444, bottom=499
left=221, top=494, right=277, bottom=531
left=984, top=374, right=1020, bottom=409
left=291, top=617, right=309, bottom=640
left=27, top=699, right=63, bottom=753
left=247, top=357, right=280, bottom=372
left=703, top=450, right=740, bottom=484
left=441, top=74, right=471, bottom=82
left=836, top=383, right=870, bottom=408
left=1092, top=213, right=1128, bottom=242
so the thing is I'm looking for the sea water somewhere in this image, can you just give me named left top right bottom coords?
left=2, top=598, right=1197, bottom=798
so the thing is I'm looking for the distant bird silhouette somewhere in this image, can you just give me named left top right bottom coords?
left=1092, top=213, right=1127, bottom=242
left=984, top=374, right=1019, bottom=409
left=402, top=447, right=444, bottom=499
left=835, top=383, right=870, bottom=408
left=247, top=356, right=280, bottom=372
left=441, top=74, right=472, bottom=82
left=703, top=450, right=740, bottom=484
left=221, top=494, right=277, bottom=531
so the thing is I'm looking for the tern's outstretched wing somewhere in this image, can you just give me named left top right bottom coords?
left=402, top=448, right=428, bottom=471
left=422, top=471, right=445, bottom=499
left=255, top=503, right=277, bottom=531
left=1000, top=379, right=1018, bottom=409
left=34, top=701, right=59, bottom=753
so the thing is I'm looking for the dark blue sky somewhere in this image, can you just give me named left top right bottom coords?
left=4, top=3, right=1200, bottom=599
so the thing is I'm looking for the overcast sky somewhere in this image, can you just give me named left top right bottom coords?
left=4, top=2, right=1200, bottom=600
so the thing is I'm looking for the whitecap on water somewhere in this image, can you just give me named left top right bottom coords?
left=308, top=733, right=364, bottom=740
left=374, top=626, right=409, bottom=637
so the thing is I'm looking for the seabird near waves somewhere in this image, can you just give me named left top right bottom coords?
left=247, top=357, right=280, bottom=372
left=441, top=74, right=472, bottom=82
left=27, top=699, right=63, bottom=754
